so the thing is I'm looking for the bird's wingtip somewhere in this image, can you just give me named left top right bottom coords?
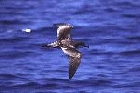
left=53, top=23, right=72, bottom=27
left=69, top=75, right=73, bottom=80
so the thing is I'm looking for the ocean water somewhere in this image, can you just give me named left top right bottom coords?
left=0, top=0, right=140, bottom=93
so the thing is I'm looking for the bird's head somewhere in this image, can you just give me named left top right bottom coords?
left=80, top=42, right=89, bottom=48
left=75, top=42, right=89, bottom=48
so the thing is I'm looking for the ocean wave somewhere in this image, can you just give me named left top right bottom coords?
left=0, top=74, right=19, bottom=79
left=119, top=50, right=140, bottom=55
left=0, top=51, right=35, bottom=59
left=0, top=19, right=31, bottom=25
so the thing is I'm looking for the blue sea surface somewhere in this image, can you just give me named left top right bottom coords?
left=0, top=0, right=140, bottom=93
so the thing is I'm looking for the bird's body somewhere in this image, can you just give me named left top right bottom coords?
left=43, top=23, right=88, bottom=79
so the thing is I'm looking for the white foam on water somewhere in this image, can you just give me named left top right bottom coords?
left=22, top=28, right=31, bottom=33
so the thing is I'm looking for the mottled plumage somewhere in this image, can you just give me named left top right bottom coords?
left=43, top=23, right=88, bottom=79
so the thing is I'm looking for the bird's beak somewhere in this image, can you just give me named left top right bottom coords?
left=71, top=26, right=74, bottom=28
left=84, top=45, right=89, bottom=48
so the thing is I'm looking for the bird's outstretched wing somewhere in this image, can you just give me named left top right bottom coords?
left=42, top=41, right=59, bottom=48
left=61, top=47, right=82, bottom=79
left=55, top=24, right=73, bottom=41
left=69, top=56, right=81, bottom=79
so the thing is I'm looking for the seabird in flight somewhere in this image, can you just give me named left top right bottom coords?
left=42, top=23, right=88, bottom=79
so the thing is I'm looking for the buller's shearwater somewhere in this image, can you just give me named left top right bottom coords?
left=43, top=23, right=88, bottom=79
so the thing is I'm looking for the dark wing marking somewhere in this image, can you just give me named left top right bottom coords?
left=69, top=56, right=81, bottom=79
left=61, top=47, right=82, bottom=79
